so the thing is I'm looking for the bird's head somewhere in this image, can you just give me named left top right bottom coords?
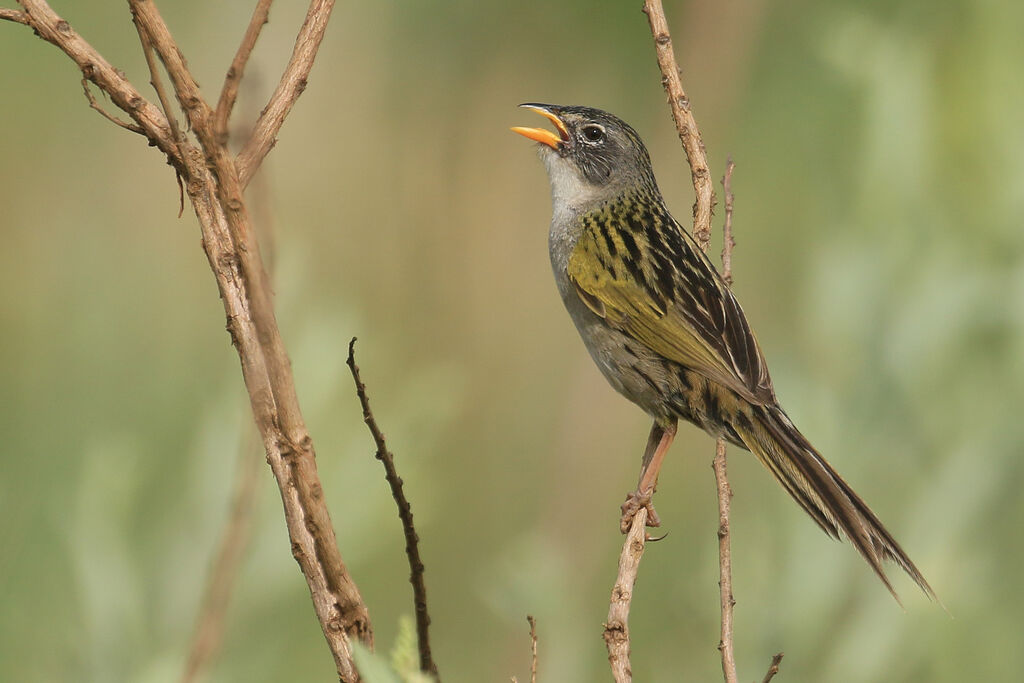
left=512, top=103, right=657, bottom=205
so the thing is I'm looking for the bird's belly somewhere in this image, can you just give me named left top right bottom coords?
left=571, top=315, right=677, bottom=421
left=564, top=296, right=746, bottom=446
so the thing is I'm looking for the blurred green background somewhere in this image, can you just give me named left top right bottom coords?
left=2, top=0, right=1023, bottom=680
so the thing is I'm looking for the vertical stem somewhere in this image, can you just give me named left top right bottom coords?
left=604, top=507, right=649, bottom=682
left=713, top=157, right=738, bottom=683
left=712, top=441, right=737, bottom=683
left=642, top=0, right=716, bottom=244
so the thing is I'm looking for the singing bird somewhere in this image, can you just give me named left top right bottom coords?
left=512, top=103, right=935, bottom=602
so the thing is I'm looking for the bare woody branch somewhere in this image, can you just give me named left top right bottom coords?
left=5, top=2, right=369, bottom=679
left=0, top=8, right=30, bottom=25
left=8, top=0, right=181, bottom=167
left=712, top=444, right=737, bottom=683
left=189, top=164, right=373, bottom=679
left=214, top=0, right=273, bottom=141
left=128, top=0, right=208, bottom=135
left=604, top=508, right=648, bottom=683
left=129, top=6, right=187, bottom=162
left=236, top=0, right=335, bottom=188
left=642, top=0, right=716, bottom=245
left=129, top=0, right=371, bottom=672
left=347, top=339, right=439, bottom=680
left=133, top=0, right=340, bottom=465
left=182, top=144, right=278, bottom=683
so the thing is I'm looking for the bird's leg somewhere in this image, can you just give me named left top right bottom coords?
left=620, top=418, right=678, bottom=533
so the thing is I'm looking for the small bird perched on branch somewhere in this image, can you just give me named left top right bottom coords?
left=512, top=103, right=935, bottom=602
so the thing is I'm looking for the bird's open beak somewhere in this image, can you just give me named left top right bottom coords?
left=511, top=104, right=569, bottom=149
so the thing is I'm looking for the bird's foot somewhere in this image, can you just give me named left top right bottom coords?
left=620, top=490, right=661, bottom=534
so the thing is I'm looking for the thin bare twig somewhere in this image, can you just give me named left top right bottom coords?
left=712, top=441, right=736, bottom=683
left=642, top=0, right=716, bottom=245
left=0, top=8, right=30, bottom=24
left=346, top=339, right=438, bottom=680
left=527, top=615, right=538, bottom=683
left=127, top=0, right=208, bottom=139
left=761, top=652, right=784, bottom=683
left=711, top=159, right=738, bottom=683
left=236, top=0, right=335, bottom=188
left=510, top=616, right=538, bottom=683
left=721, top=157, right=736, bottom=286
left=80, top=78, right=144, bottom=133
left=214, top=0, right=274, bottom=140
left=129, top=5, right=186, bottom=164
left=604, top=507, right=648, bottom=683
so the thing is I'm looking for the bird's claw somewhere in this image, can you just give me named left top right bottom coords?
left=620, top=490, right=661, bottom=534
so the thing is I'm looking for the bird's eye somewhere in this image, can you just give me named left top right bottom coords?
left=580, top=125, right=605, bottom=143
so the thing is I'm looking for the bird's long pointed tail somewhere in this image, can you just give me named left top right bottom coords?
left=731, top=403, right=936, bottom=604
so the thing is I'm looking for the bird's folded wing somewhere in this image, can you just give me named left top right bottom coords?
left=567, top=221, right=774, bottom=405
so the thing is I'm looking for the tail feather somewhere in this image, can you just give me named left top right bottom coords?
left=733, top=403, right=936, bottom=604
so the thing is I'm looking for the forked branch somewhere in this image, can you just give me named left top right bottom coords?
left=3, top=2, right=368, bottom=680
